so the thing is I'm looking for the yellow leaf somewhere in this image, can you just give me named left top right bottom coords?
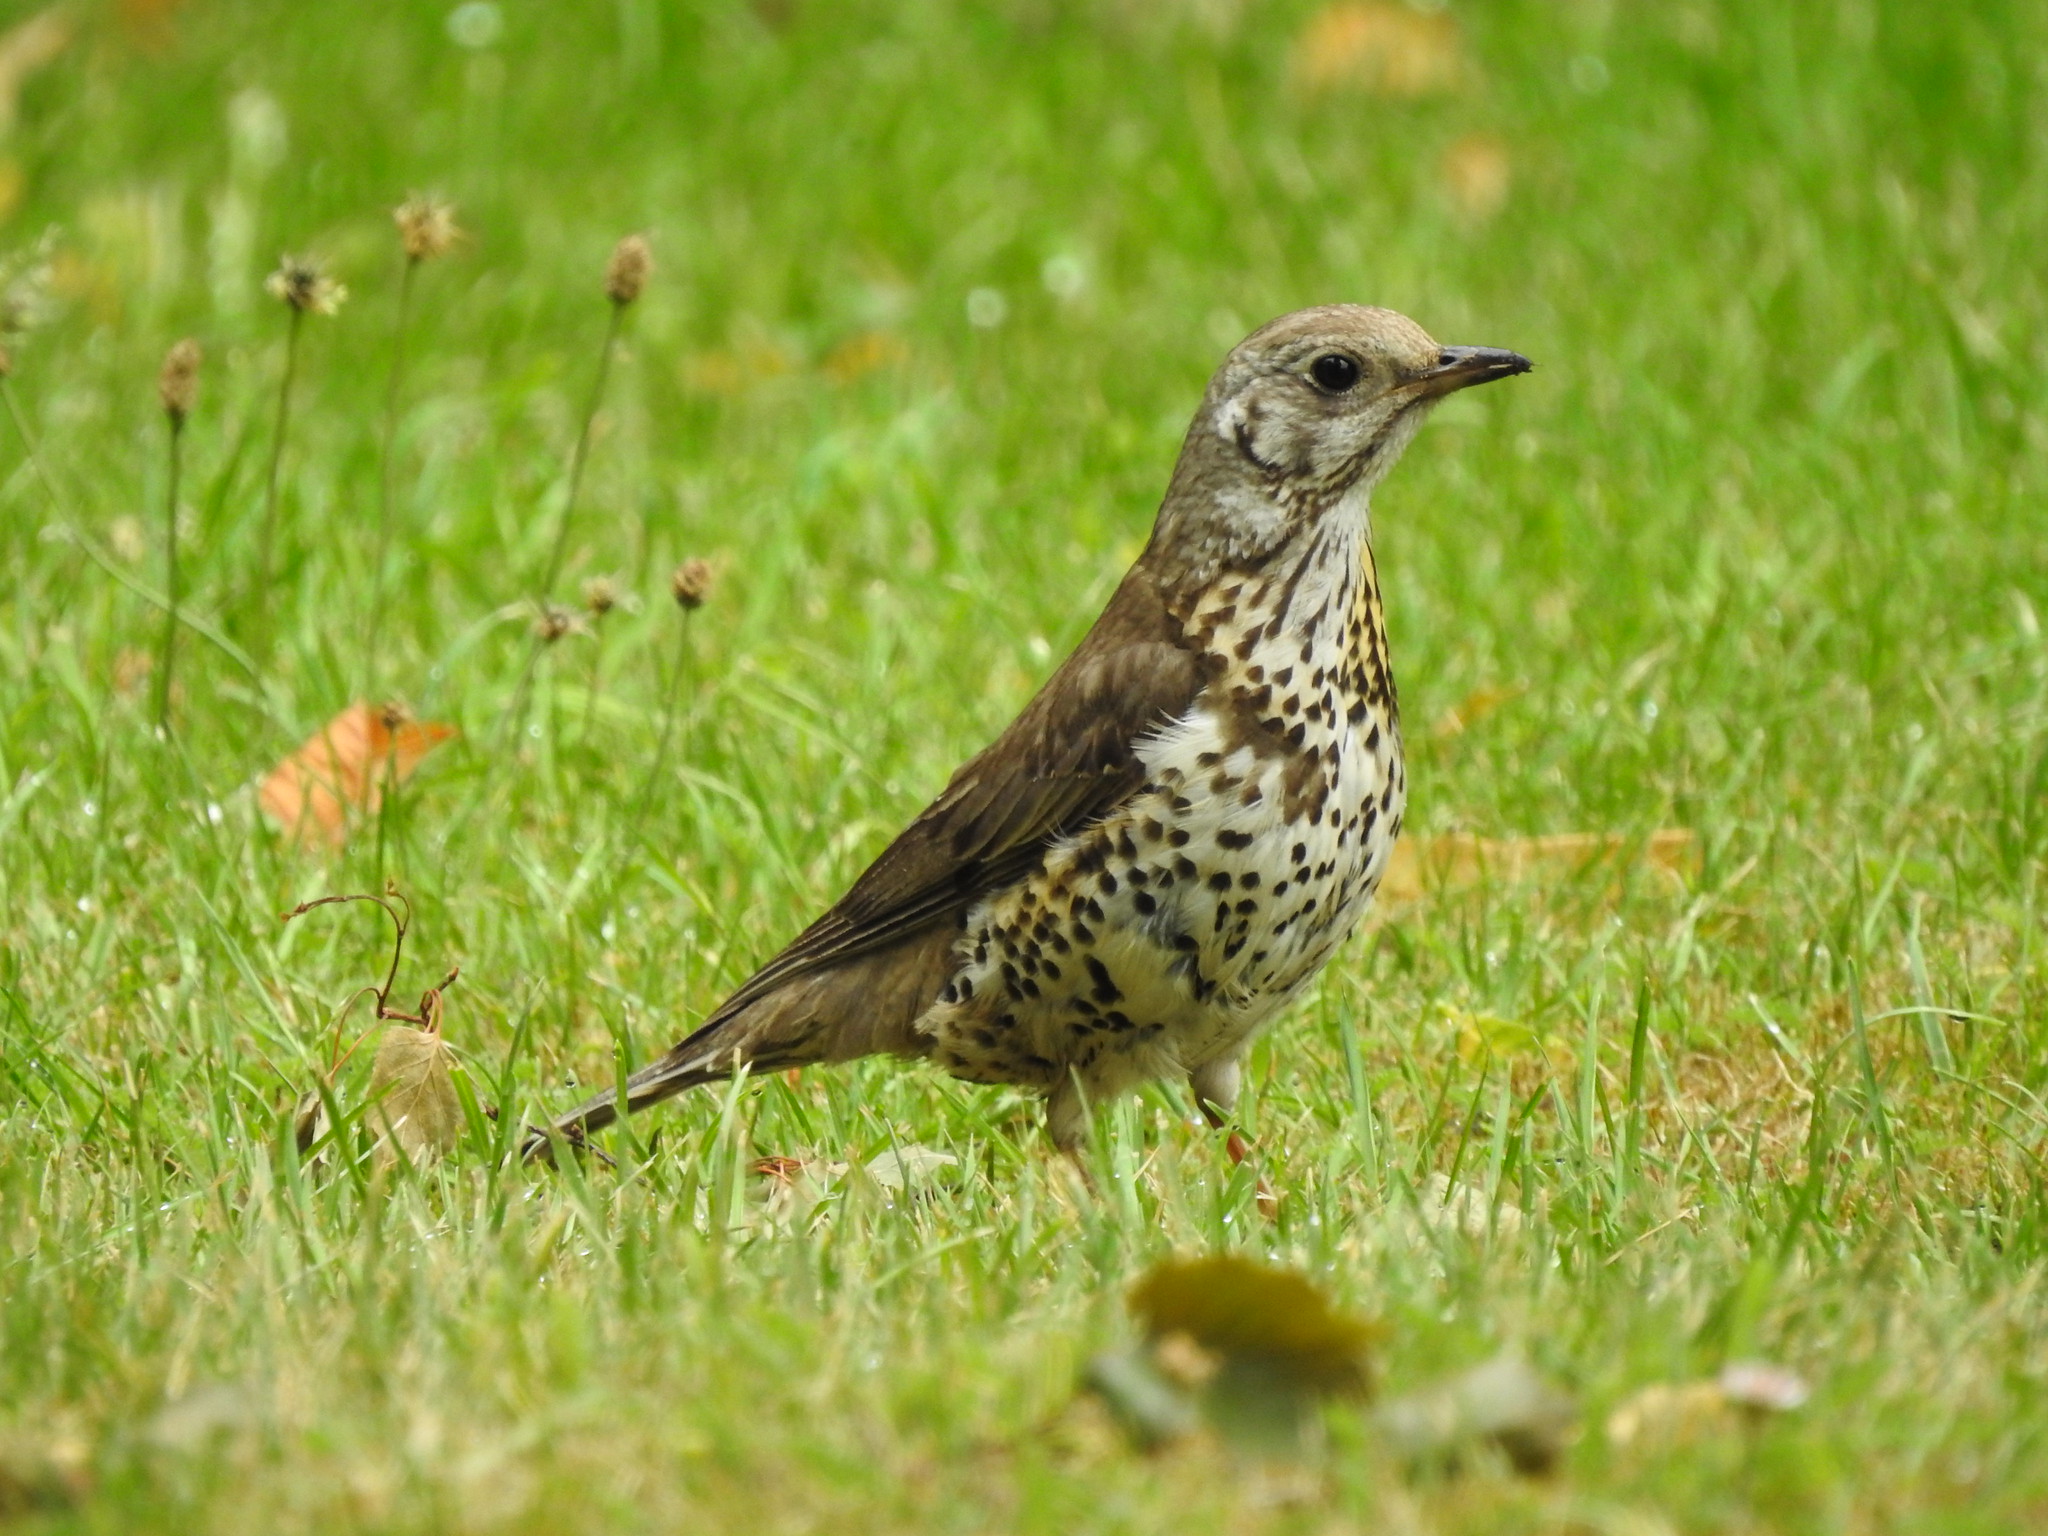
left=1128, top=1254, right=1374, bottom=1395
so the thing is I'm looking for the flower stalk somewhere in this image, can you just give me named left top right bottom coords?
left=154, top=339, right=201, bottom=732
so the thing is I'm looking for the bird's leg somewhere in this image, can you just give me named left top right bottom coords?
left=1189, top=1060, right=1277, bottom=1220
left=1197, top=1096, right=1256, bottom=1167
left=1048, top=1077, right=1100, bottom=1200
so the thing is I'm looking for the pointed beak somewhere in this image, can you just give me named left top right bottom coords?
left=1412, top=346, right=1534, bottom=398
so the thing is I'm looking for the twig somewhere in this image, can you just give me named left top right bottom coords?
left=282, top=886, right=462, bottom=1029
left=155, top=412, right=185, bottom=732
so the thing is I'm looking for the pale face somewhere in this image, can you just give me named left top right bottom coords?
left=1150, top=304, right=1531, bottom=584
left=1209, top=305, right=1530, bottom=490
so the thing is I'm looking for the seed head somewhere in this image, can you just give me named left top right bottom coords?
left=532, top=603, right=586, bottom=643
left=265, top=254, right=348, bottom=316
left=582, top=573, right=624, bottom=617
left=394, top=194, right=462, bottom=263
left=604, top=234, right=652, bottom=307
left=670, top=558, right=713, bottom=611
left=158, top=338, right=202, bottom=426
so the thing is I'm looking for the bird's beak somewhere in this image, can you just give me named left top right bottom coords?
left=1408, top=346, right=1534, bottom=399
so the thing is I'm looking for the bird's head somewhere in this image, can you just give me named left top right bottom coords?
left=1153, top=304, right=1531, bottom=578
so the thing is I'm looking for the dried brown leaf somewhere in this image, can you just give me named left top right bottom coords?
left=680, top=337, right=797, bottom=395
left=1380, top=828, right=1699, bottom=905
left=1608, top=1365, right=1807, bottom=1450
left=821, top=329, right=908, bottom=383
left=1605, top=1379, right=1737, bottom=1449
left=258, top=702, right=457, bottom=849
left=1380, top=1352, right=1577, bottom=1476
left=367, top=1023, right=460, bottom=1170
left=1429, top=679, right=1526, bottom=740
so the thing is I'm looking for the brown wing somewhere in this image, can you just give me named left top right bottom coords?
left=709, top=559, right=1206, bottom=1019
left=523, top=559, right=1207, bottom=1157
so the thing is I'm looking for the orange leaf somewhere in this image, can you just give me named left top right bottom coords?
left=258, top=702, right=457, bottom=849
left=1429, top=679, right=1526, bottom=740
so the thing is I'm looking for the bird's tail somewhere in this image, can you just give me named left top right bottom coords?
left=519, top=1025, right=795, bottom=1163
left=519, top=926, right=956, bottom=1163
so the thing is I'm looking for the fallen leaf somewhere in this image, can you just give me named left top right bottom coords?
left=1606, top=1363, right=1807, bottom=1451
left=1605, top=1379, right=1737, bottom=1450
left=680, top=336, right=797, bottom=396
left=821, top=329, right=908, bottom=383
left=1429, top=679, right=1525, bottom=740
left=0, top=8, right=69, bottom=137
left=1419, top=1172, right=1523, bottom=1239
left=1292, top=2, right=1463, bottom=96
left=258, top=701, right=457, bottom=849
left=1083, top=1349, right=1205, bottom=1451
left=292, top=1089, right=326, bottom=1156
left=0, top=1424, right=88, bottom=1519
left=1091, top=1256, right=1377, bottom=1460
left=1379, top=1352, right=1577, bottom=1476
left=1717, top=1360, right=1810, bottom=1412
left=113, top=646, right=154, bottom=697
left=864, top=1144, right=958, bottom=1191
left=1441, top=134, right=1512, bottom=222
left=1379, top=828, right=1699, bottom=905
left=145, top=1382, right=263, bottom=1454
left=1129, top=1253, right=1374, bottom=1395
left=367, top=1021, right=460, bottom=1170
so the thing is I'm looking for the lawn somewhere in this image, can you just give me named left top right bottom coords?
left=3, top=0, right=2046, bottom=1529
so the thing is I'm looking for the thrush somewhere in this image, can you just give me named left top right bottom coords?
left=528, top=306, right=1530, bottom=1161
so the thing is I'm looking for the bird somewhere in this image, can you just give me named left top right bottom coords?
left=527, top=305, right=1530, bottom=1164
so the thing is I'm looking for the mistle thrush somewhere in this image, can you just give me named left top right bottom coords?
left=530, top=306, right=1530, bottom=1159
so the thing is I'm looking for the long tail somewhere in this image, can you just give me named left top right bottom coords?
left=519, top=1023, right=806, bottom=1162
left=520, top=926, right=956, bottom=1163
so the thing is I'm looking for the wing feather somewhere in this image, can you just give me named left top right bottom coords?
left=700, top=563, right=1203, bottom=1022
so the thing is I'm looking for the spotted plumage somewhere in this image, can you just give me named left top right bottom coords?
left=526, top=306, right=1530, bottom=1161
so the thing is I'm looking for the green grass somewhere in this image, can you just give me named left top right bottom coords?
left=3, top=0, right=2046, bottom=1528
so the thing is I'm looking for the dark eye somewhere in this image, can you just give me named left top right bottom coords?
left=1310, top=353, right=1360, bottom=393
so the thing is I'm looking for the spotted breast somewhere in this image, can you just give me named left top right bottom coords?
left=919, top=486, right=1403, bottom=1149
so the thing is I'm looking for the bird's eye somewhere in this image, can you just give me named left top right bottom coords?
left=1310, top=353, right=1361, bottom=393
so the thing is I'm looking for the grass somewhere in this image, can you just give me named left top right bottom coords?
left=2, top=0, right=2046, bottom=1528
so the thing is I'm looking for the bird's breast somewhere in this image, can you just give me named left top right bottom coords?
left=917, top=529, right=1405, bottom=1096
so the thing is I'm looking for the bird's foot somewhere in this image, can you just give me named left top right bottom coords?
left=1220, top=1127, right=1279, bottom=1222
